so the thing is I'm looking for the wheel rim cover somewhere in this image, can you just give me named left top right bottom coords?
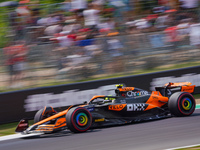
left=76, top=113, right=88, bottom=126
left=182, top=98, right=192, bottom=110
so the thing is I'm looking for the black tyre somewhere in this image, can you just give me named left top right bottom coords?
left=66, top=107, right=92, bottom=133
left=168, top=92, right=196, bottom=117
left=34, top=106, right=57, bottom=123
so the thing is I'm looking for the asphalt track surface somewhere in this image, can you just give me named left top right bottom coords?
left=1, top=109, right=200, bottom=150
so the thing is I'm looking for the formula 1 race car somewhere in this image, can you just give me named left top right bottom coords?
left=16, top=82, right=196, bottom=134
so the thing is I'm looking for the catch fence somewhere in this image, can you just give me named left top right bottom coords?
left=0, top=29, right=199, bottom=91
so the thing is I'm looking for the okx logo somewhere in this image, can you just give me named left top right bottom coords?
left=127, top=104, right=146, bottom=111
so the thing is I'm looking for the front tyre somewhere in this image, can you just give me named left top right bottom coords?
left=34, top=106, right=57, bottom=123
left=168, top=92, right=196, bottom=117
left=66, top=107, right=92, bottom=133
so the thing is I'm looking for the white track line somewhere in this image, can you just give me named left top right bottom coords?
left=0, top=133, right=42, bottom=142
left=165, top=144, right=200, bottom=150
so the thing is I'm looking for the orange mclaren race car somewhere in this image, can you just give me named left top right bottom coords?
left=16, top=82, right=196, bottom=133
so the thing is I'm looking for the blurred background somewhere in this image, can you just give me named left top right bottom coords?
left=0, top=0, right=200, bottom=91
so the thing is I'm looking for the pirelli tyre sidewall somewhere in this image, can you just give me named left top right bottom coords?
left=66, top=107, right=92, bottom=133
left=168, top=92, right=196, bottom=117
left=34, top=106, right=56, bottom=123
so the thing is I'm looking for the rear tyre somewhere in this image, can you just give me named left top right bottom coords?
left=66, top=107, right=92, bottom=133
left=168, top=92, right=196, bottom=117
left=34, top=106, right=57, bottom=123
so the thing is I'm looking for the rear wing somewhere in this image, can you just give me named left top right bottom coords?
left=155, top=82, right=195, bottom=97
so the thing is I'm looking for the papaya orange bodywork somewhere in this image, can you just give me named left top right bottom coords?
left=42, top=106, right=46, bottom=116
left=35, top=125, right=54, bottom=132
left=181, top=85, right=195, bottom=93
left=118, top=87, right=135, bottom=91
left=34, top=105, right=73, bottom=126
left=164, top=82, right=192, bottom=87
left=145, top=91, right=168, bottom=111
left=164, top=82, right=195, bottom=93
left=54, top=118, right=67, bottom=129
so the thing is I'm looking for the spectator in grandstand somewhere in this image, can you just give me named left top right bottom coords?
left=154, top=12, right=169, bottom=30
left=152, top=9, right=178, bottom=32
left=71, top=0, right=87, bottom=21
left=37, top=13, right=63, bottom=27
left=29, top=8, right=41, bottom=26
left=62, top=18, right=82, bottom=34
left=109, top=0, right=131, bottom=23
left=62, top=0, right=72, bottom=12
left=75, top=28, right=97, bottom=56
left=51, top=30, right=77, bottom=52
left=83, top=3, right=101, bottom=30
left=189, top=20, right=200, bottom=48
left=179, top=0, right=199, bottom=20
left=134, top=18, right=152, bottom=32
left=50, top=25, right=80, bottom=74
left=105, top=31, right=124, bottom=73
left=3, top=41, right=28, bottom=88
left=3, top=44, right=16, bottom=87
left=176, top=18, right=191, bottom=46
left=13, top=2, right=31, bottom=40
left=37, top=15, right=51, bottom=26
left=175, top=11, right=192, bottom=23
left=164, top=23, right=181, bottom=51
left=92, top=0, right=105, bottom=9
left=107, top=33, right=123, bottom=57
left=16, top=1, right=31, bottom=22
left=179, top=0, right=199, bottom=10
left=139, top=0, right=157, bottom=14
left=157, top=0, right=171, bottom=10
left=98, top=17, right=116, bottom=32
left=145, top=14, right=158, bottom=32
left=7, top=9, right=19, bottom=41
left=164, top=9, right=178, bottom=26
left=8, top=8, right=18, bottom=28
left=44, top=22, right=64, bottom=36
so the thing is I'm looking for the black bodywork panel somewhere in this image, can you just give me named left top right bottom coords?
left=85, top=89, right=170, bottom=128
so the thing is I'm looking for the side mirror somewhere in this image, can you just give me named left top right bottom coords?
left=83, top=101, right=87, bottom=104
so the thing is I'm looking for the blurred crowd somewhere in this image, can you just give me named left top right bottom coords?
left=1, top=0, right=200, bottom=89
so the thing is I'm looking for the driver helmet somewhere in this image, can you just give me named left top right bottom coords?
left=115, top=84, right=126, bottom=96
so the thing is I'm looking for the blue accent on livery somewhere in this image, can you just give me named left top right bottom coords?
left=87, top=107, right=94, bottom=112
